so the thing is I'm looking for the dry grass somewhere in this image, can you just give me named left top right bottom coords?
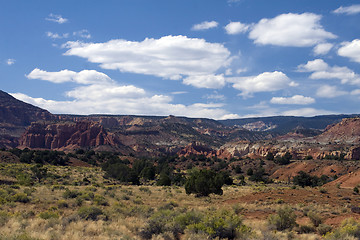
left=0, top=163, right=359, bottom=239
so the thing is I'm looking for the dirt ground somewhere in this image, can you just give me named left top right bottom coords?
left=225, top=185, right=360, bottom=226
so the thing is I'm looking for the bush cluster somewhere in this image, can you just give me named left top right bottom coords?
left=293, top=171, right=330, bottom=187
left=185, top=169, right=232, bottom=197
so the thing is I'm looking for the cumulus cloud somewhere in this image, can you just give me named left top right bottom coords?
left=338, top=39, right=360, bottom=63
left=249, top=13, right=336, bottom=47
left=6, top=59, right=15, bottom=65
left=183, top=74, right=225, bottom=89
left=73, top=30, right=91, bottom=39
left=298, top=59, right=360, bottom=86
left=26, top=68, right=112, bottom=84
left=333, top=4, right=360, bottom=15
left=224, top=22, right=250, bottom=35
left=191, top=21, right=218, bottom=30
left=316, top=85, right=348, bottom=98
left=313, top=43, right=333, bottom=55
left=63, top=35, right=231, bottom=85
left=12, top=90, right=237, bottom=120
left=297, top=59, right=329, bottom=72
left=270, top=95, right=315, bottom=105
left=228, top=71, right=297, bottom=97
left=46, top=32, right=69, bottom=39
left=282, top=108, right=335, bottom=117
left=20, top=68, right=237, bottom=119
left=45, top=14, right=68, bottom=24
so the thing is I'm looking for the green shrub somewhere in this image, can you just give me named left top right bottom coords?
left=0, top=233, right=41, bottom=240
left=139, top=187, right=152, bottom=194
left=317, top=224, right=332, bottom=236
left=325, top=218, right=360, bottom=239
left=57, top=200, right=69, bottom=208
left=16, top=173, right=33, bottom=186
left=293, top=171, right=326, bottom=187
left=157, top=172, right=172, bottom=186
left=93, top=194, right=109, bottom=206
left=174, top=210, right=203, bottom=230
left=80, top=192, right=94, bottom=200
left=63, top=189, right=80, bottom=199
left=274, top=152, right=292, bottom=165
left=139, top=209, right=180, bottom=239
left=39, top=210, right=59, bottom=219
left=268, top=205, right=297, bottom=231
left=78, top=206, right=104, bottom=220
left=308, top=211, right=323, bottom=227
left=297, top=224, right=316, bottom=234
left=185, top=168, right=224, bottom=197
left=0, top=211, right=9, bottom=226
left=11, top=193, right=30, bottom=203
left=249, top=167, right=268, bottom=182
left=188, top=209, right=251, bottom=239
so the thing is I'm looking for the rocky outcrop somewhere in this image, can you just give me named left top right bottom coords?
left=177, top=142, right=216, bottom=158
left=316, top=117, right=360, bottom=144
left=19, top=121, right=118, bottom=150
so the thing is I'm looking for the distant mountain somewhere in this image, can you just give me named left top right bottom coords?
left=220, top=115, right=360, bottom=134
left=0, top=90, right=54, bottom=126
left=0, top=90, right=54, bottom=148
left=1, top=89, right=360, bottom=157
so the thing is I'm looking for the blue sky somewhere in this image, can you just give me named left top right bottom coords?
left=1, top=0, right=360, bottom=119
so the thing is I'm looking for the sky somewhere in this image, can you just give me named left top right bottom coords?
left=1, top=0, right=360, bottom=120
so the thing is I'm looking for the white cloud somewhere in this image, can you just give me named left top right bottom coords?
left=298, top=59, right=360, bottom=86
left=282, top=108, right=335, bottom=117
left=270, top=95, right=315, bottom=105
left=191, top=21, right=218, bottom=30
left=219, top=113, right=241, bottom=120
left=236, top=68, right=247, bottom=74
left=63, top=35, right=231, bottom=83
left=183, top=74, right=225, bottom=89
left=26, top=68, right=112, bottom=84
left=19, top=68, right=237, bottom=119
left=313, top=43, right=333, bottom=55
left=338, top=39, right=360, bottom=63
left=333, top=4, right=360, bottom=15
left=171, top=91, right=188, bottom=95
left=45, top=14, right=68, bottom=24
left=244, top=102, right=334, bottom=118
left=297, top=59, right=329, bottom=72
left=351, top=89, right=360, bottom=95
left=228, top=71, right=297, bottom=97
left=249, top=13, right=336, bottom=47
left=11, top=90, right=236, bottom=120
left=73, top=30, right=91, bottom=39
left=204, top=93, right=226, bottom=101
left=224, top=22, right=250, bottom=35
left=316, top=85, right=347, bottom=98
left=6, top=59, right=15, bottom=65
left=46, top=32, right=69, bottom=39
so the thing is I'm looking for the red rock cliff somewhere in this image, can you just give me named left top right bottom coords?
left=19, top=121, right=118, bottom=149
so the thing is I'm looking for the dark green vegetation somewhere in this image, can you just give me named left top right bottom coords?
left=184, top=169, right=232, bottom=196
left=292, top=171, right=331, bottom=187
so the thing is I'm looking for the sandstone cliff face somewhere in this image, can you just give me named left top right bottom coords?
left=177, top=142, right=216, bottom=158
left=19, top=121, right=118, bottom=150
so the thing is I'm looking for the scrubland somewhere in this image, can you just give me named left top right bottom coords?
left=0, top=162, right=360, bottom=240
